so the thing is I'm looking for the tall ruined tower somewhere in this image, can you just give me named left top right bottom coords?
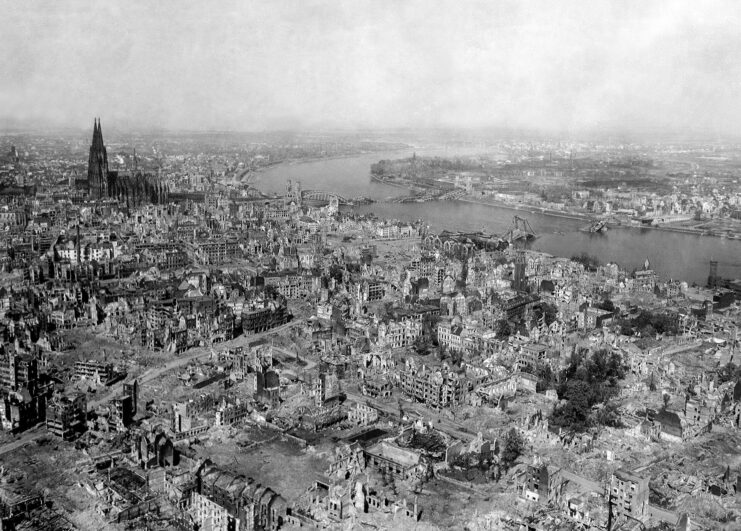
left=708, top=258, right=719, bottom=288
left=513, top=251, right=527, bottom=292
left=87, top=118, right=109, bottom=199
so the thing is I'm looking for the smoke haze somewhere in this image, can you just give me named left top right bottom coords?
left=2, top=0, right=740, bottom=136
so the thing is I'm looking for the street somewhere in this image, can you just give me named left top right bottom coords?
left=344, top=388, right=478, bottom=442
left=0, top=427, right=45, bottom=457
left=0, top=321, right=300, bottom=457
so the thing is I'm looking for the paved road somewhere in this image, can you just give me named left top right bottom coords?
left=0, top=427, right=45, bottom=457
left=270, top=345, right=318, bottom=373
left=344, top=389, right=477, bottom=442
left=0, top=347, right=216, bottom=456
left=0, top=321, right=300, bottom=456
left=90, top=320, right=299, bottom=408
left=89, top=348, right=211, bottom=408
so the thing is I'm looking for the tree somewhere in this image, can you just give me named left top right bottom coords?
left=413, top=336, right=432, bottom=355
left=535, top=364, right=555, bottom=392
left=542, top=302, right=558, bottom=325
left=618, top=319, right=634, bottom=336
left=501, top=428, right=525, bottom=470
left=718, top=363, right=741, bottom=384
left=594, top=401, right=623, bottom=428
left=495, top=319, right=511, bottom=338
left=551, top=349, right=626, bottom=432
left=535, top=302, right=558, bottom=326
left=571, top=252, right=600, bottom=271
left=632, top=309, right=679, bottom=337
left=552, top=380, right=592, bottom=430
left=640, top=324, right=657, bottom=338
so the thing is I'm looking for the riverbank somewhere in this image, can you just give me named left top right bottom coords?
left=456, top=196, right=591, bottom=223
left=250, top=149, right=741, bottom=283
left=369, top=174, right=417, bottom=192
left=369, top=179, right=595, bottom=223
left=255, top=146, right=410, bottom=174
left=367, top=174, right=594, bottom=223
left=456, top=196, right=741, bottom=240
left=368, top=174, right=741, bottom=241
left=607, top=220, right=741, bottom=240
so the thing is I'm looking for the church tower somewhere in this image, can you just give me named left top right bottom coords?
left=708, top=258, right=719, bottom=288
left=87, top=118, right=109, bottom=199
left=513, top=251, right=526, bottom=292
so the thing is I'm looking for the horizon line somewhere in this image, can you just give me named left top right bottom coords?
left=1, top=122, right=740, bottom=143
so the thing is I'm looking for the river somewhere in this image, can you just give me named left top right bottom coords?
left=255, top=149, right=741, bottom=285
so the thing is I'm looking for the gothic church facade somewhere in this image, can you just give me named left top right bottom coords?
left=86, top=118, right=168, bottom=206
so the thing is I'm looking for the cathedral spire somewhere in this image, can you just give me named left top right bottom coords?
left=87, top=117, right=108, bottom=199
left=92, top=118, right=104, bottom=148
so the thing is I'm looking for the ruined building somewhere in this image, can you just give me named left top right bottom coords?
left=609, top=468, right=649, bottom=526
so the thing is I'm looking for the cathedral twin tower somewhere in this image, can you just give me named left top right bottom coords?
left=87, top=118, right=108, bottom=199
left=86, top=118, right=168, bottom=206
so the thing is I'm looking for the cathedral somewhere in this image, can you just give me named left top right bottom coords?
left=86, top=118, right=168, bottom=206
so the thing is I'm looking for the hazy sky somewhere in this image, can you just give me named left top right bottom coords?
left=2, top=0, right=741, bottom=135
